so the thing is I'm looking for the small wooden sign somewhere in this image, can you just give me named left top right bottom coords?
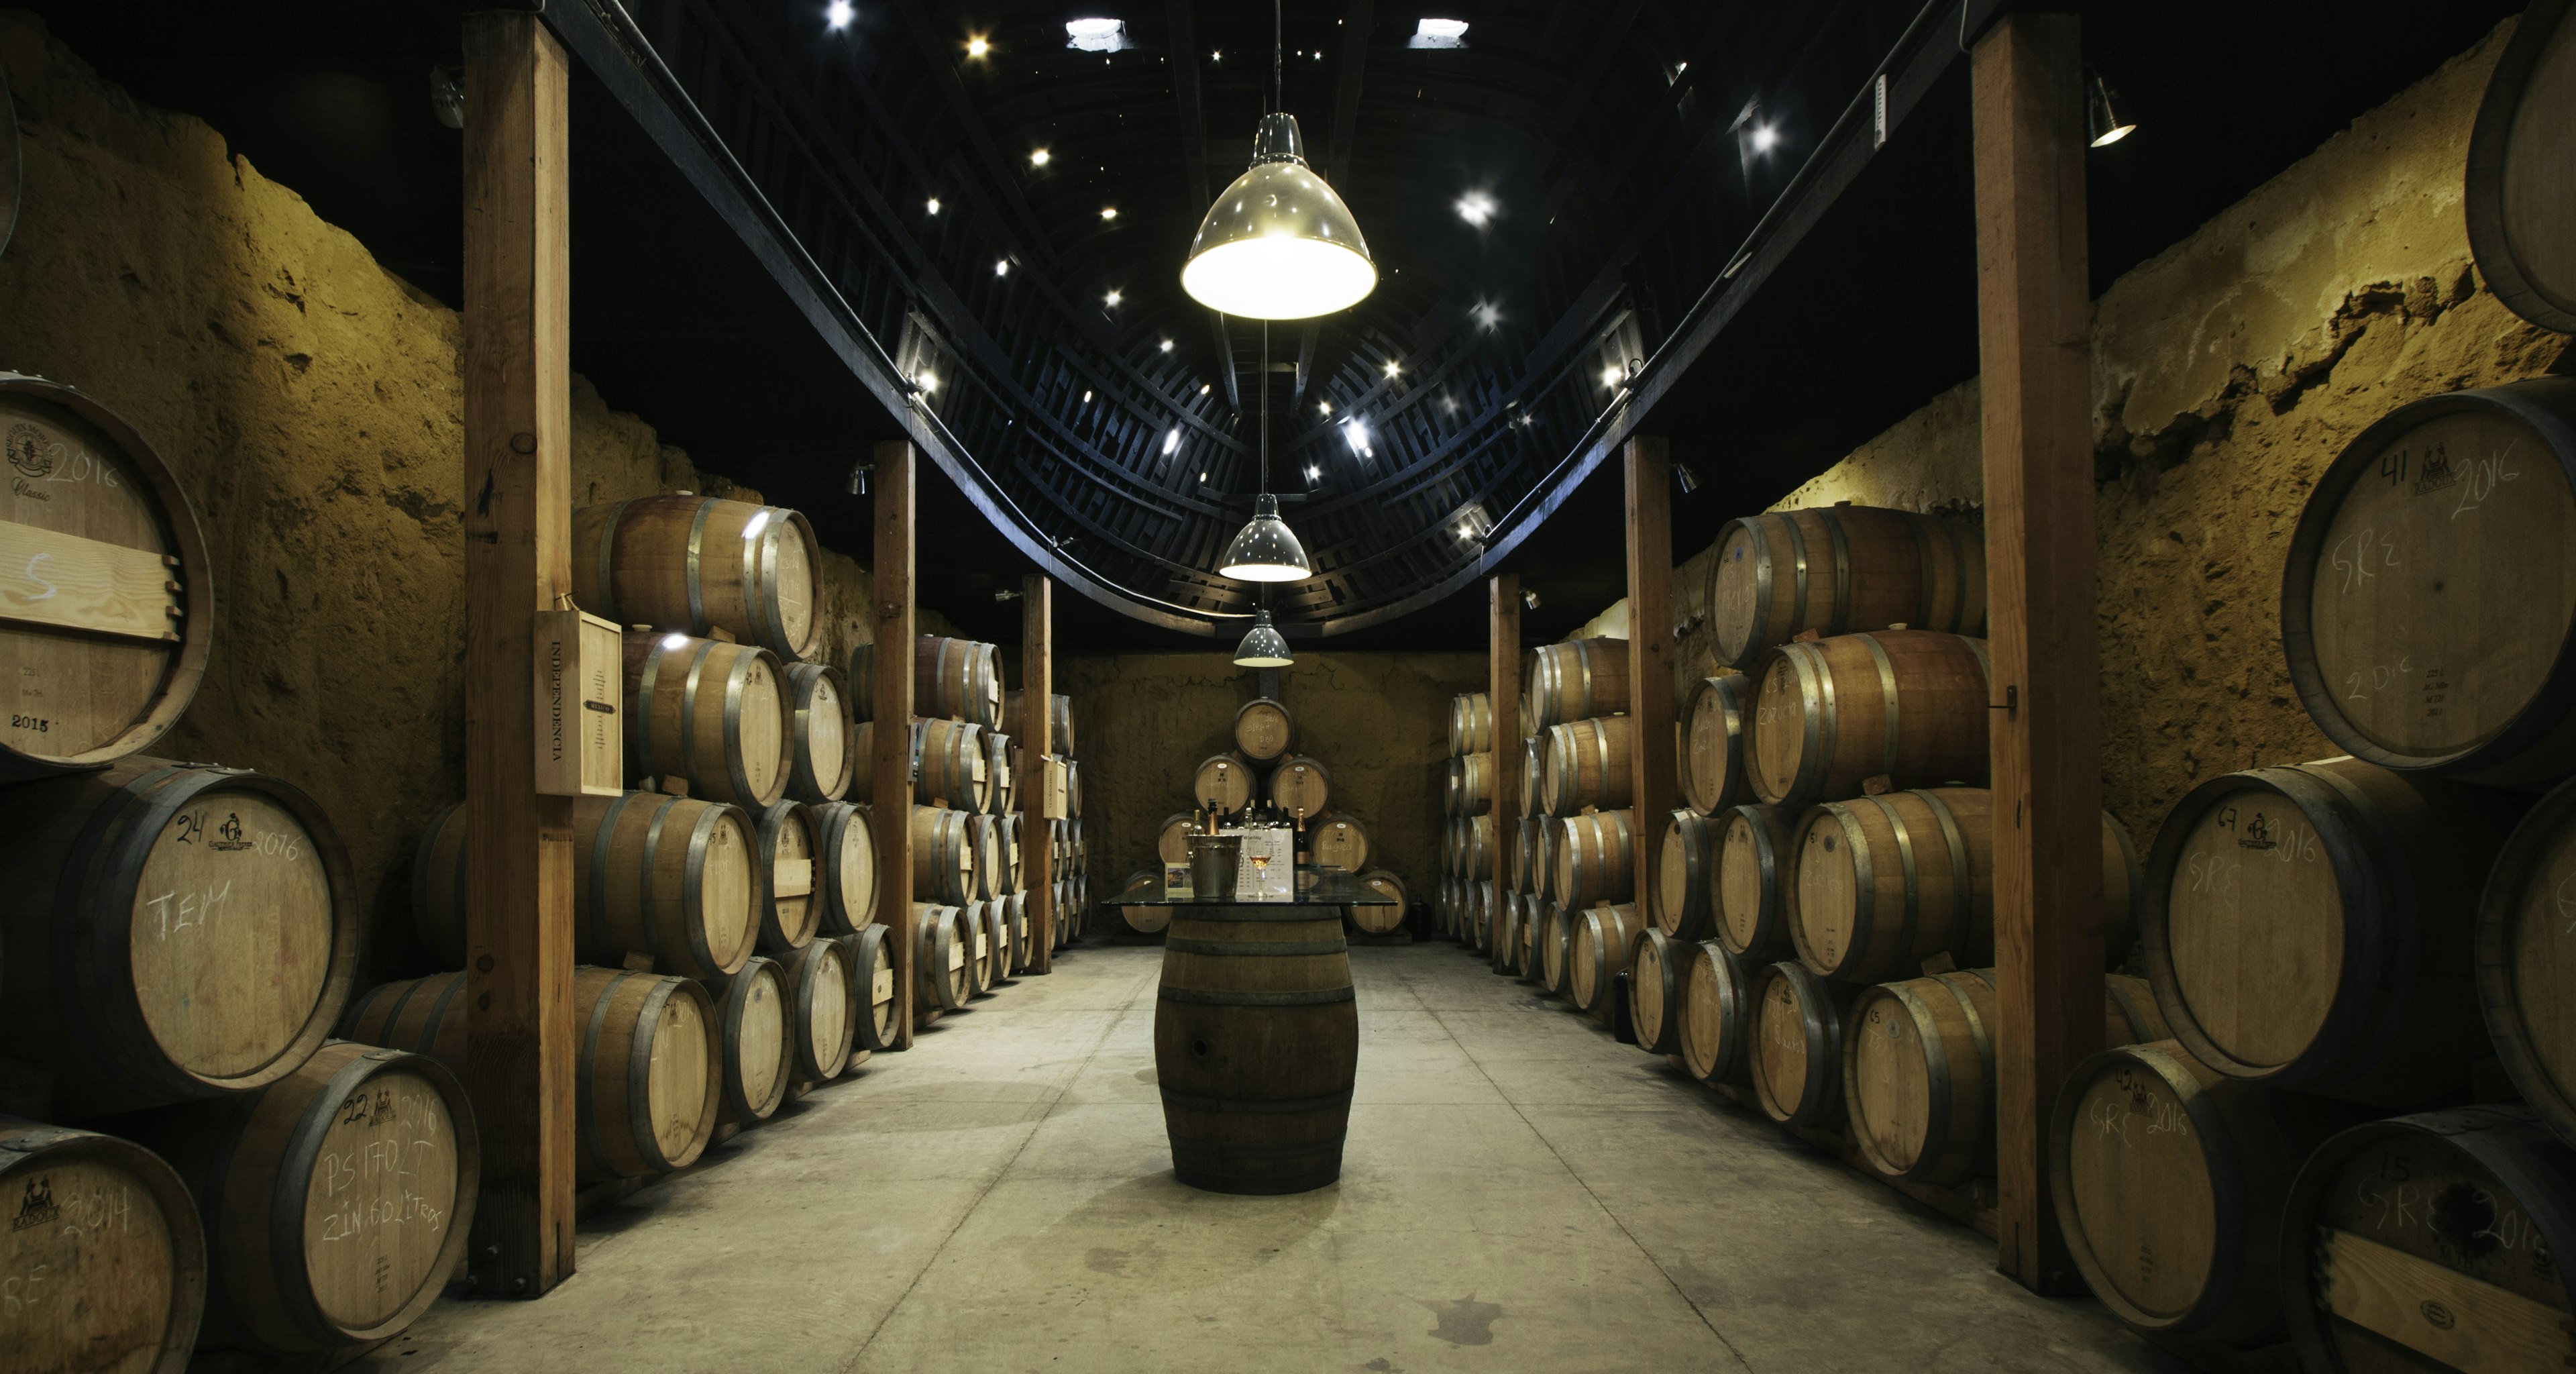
left=1039, top=756, right=1071, bottom=819
left=536, top=607, right=623, bottom=797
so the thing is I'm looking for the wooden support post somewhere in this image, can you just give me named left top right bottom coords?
left=1489, top=573, right=1520, bottom=959
left=1972, top=11, right=2102, bottom=1295
left=1022, top=574, right=1055, bottom=973
left=459, top=9, right=575, bottom=1300
left=871, top=439, right=918, bottom=1047
left=1623, top=437, right=1678, bottom=920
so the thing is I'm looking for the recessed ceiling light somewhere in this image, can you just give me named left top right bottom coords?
left=1410, top=18, right=1468, bottom=48
left=1099, top=206, right=1119, bottom=221
left=824, top=0, right=855, bottom=32
left=1104, top=289, right=1122, bottom=307
left=1159, top=339, right=1174, bottom=352
left=1065, top=17, right=1128, bottom=52
left=1306, top=465, right=1320, bottom=480
left=995, top=259, right=1010, bottom=276
left=1382, top=360, right=1400, bottom=380
left=1163, top=428, right=1181, bottom=454
left=924, top=197, right=941, bottom=215
left=1199, top=384, right=1212, bottom=395
left=1602, top=364, right=1625, bottom=386
left=965, top=36, right=989, bottom=57
left=1029, top=148, right=1051, bottom=167
left=918, top=370, right=938, bottom=392
left=1472, top=301, right=1502, bottom=329
left=1343, top=419, right=1371, bottom=454
left=1456, top=192, right=1496, bottom=227
left=1318, top=400, right=1332, bottom=415
left=1083, top=390, right=1093, bottom=403
left=1211, top=49, right=1221, bottom=62
left=1750, top=124, right=1780, bottom=153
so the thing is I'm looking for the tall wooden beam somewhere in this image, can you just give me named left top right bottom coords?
left=460, top=9, right=575, bottom=1300
left=871, top=439, right=919, bottom=1047
left=1972, top=11, right=2101, bottom=1295
left=1021, top=575, right=1055, bottom=973
left=1623, top=437, right=1677, bottom=925
left=1489, top=574, right=1520, bottom=969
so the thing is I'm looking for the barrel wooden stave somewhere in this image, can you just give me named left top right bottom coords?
left=1570, top=903, right=1645, bottom=1016
left=568, top=792, right=761, bottom=980
left=704, top=955, right=794, bottom=1125
left=1543, top=716, right=1635, bottom=815
left=1232, top=698, right=1295, bottom=762
left=1193, top=753, right=1256, bottom=813
left=913, top=903, right=972, bottom=1010
left=1656, top=810, right=1719, bottom=940
left=1445, top=751, right=1495, bottom=817
left=1522, top=638, right=1631, bottom=733
left=1153, top=908, right=1357, bottom=1194
left=1311, top=814, right=1372, bottom=873
left=1350, top=869, right=1409, bottom=935
left=1715, top=804, right=1801, bottom=961
left=574, top=496, right=820, bottom=661
left=909, top=805, right=976, bottom=906
left=1631, top=928, right=1684, bottom=1053
left=0, top=1114, right=207, bottom=1374
left=1745, top=629, right=1992, bottom=808
left=0, top=757, right=356, bottom=1116
left=1554, top=809, right=1637, bottom=913
left=754, top=799, right=821, bottom=955
left=621, top=631, right=792, bottom=808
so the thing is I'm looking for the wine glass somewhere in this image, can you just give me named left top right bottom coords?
left=1248, top=849, right=1271, bottom=898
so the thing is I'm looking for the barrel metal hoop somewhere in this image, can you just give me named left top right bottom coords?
left=633, top=641, right=665, bottom=783
left=1911, top=790, right=1977, bottom=959
left=1822, top=507, right=1854, bottom=637
left=366, top=976, right=427, bottom=1050
left=1869, top=793, right=1919, bottom=973
left=1574, top=639, right=1595, bottom=721
left=626, top=976, right=684, bottom=1169
left=1906, top=510, right=1939, bottom=629
left=1162, top=939, right=1355, bottom=966
left=1157, top=986, right=1356, bottom=1007
left=576, top=971, right=629, bottom=1177
left=1890, top=984, right=1953, bottom=1179
left=682, top=498, right=713, bottom=636
left=1591, top=719, right=1613, bottom=810
left=419, top=974, right=470, bottom=1058
left=683, top=805, right=730, bottom=973
left=587, top=792, right=639, bottom=959
left=637, top=795, right=678, bottom=964
left=679, top=641, right=720, bottom=801
left=745, top=513, right=780, bottom=654
left=1159, top=1086, right=1354, bottom=1115
left=720, top=648, right=755, bottom=807
left=1943, top=972, right=1998, bottom=1151
left=1833, top=805, right=1876, bottom=974
left=592, top=498, right=631, bottom=619
left=1794, top=969, right=1842, bottom=1124
left=1738, top=519, right=1772, bottom=664
left=1799, top=644, right=1836, bottom=806
left=1857, top=632, right=1902, bottom=778
left=1781, top=515, right=1812, bottom=638
left=272, top=1052, right=388, bottom=1343
left=1965, top=635, right=1994, bottom=694
left=2276, top=765, right=2406, bottom=1085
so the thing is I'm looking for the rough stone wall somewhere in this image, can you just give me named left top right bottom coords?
left=1572, top=21, right=2573, bottom=846
left=1057, top=650, right=1486, bottom=914
left=0, top=13, right=878, bottom=976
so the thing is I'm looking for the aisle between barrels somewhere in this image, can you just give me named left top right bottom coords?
left=362, top=947, right=2179, bottom=1374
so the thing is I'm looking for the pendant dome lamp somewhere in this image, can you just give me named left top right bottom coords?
left=1233, top=602, right=1293, bottom=668
left=1179, top=3, right=1376, bottom=319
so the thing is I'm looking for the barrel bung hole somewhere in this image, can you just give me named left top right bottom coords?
left=1192, top=1039, right=1212, bottom=1057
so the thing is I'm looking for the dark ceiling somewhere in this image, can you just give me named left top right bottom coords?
left=25, top=0, right=2529, bottom=653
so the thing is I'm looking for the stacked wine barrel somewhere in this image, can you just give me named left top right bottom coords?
left=1003, top=685, right=1093, bottom=955
left=0, top=376, right=471, bottom=1365
left=1434, top=690, right=1497, bottom=947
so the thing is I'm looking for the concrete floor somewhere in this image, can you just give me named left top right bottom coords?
left=370, top=943, right=2180, bottom=1373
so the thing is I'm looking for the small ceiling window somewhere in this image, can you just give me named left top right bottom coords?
left=1065, top=18, right=1129, bottom=52
left=1409, top=18, right=1468, bottom=49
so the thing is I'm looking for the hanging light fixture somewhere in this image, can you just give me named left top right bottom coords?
left=1180, top=3, right=1376, bottom=319
left=1218, top=321, right=1311, bottom=581
left=2086, top=73, right=2136, bottom=148
left=1233, top=604, right=1293, bottom=667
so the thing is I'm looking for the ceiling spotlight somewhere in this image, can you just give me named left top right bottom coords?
left=995, top=258, right=1010, bottom=276
left=1200, top=384, right=1212, bottom=394
left=1410, top=17, right=1468, bottom=48
left=1029, top=148, right=1051, bottom=167
left=1750, top=124, right=1780, bottom=153
left=1383, top=360, right=1400, bottom=380
left=1104, top=290, right=1123, bottom=307
left=1675, top=464, right=1700, bottom=494
left=1163, top=428, right=1181, bottom=455
left=1342, top=419, right=1371, bottom=455
left=1306, top=465, right=1320, bottom=480
left=1065, top=18, right=1128, bottom=52
left=1083, top=390, right=1093, bottom=403
left=1602, top=364, right=1625, bottom=388
left=1318, top=400, right=1332, bottom=415
left=1472, top=301, right=1503, bottom=329
left=916, top=370, right=938, bottom=393
left=924, top=197, right=941, bottom=215
left=2088, top=74, right=2137, bottom=147
left=1522, top=589, right=1540, bottom=610
left=824, top=0, right=855, bottom=32
left=1455, top=192, right=1496, bottom=227
left=1159, top=339, right=1175, bottom=352
left=965, top=36, right=989, bottom=57
left=1099, top=206, right=1119, bottom=221
left=1211, top=49, right=1221, bottom=62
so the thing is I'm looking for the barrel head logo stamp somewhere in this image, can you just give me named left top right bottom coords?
left=11, top=1175, right=56, bottom=1232
left=212, top=811, right=253, bottom=851
left=2408, top=442, right=2460, bottom=498
left=2237, top=813, right=2275, bottom=851
left=5, top=421, right=47, bottom=478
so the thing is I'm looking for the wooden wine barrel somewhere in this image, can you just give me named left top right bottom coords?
left=1472, top=881, right=1497, bottom=954
left=841, top=927, right=900, bottom=1053
left=0, top=757, right=356, bottom=1116
left=2051, top=1039, right=2362, bottom=1343
left=914, top=903, right=971, bottom=1010
left=573, top=495, right=820, bottom=661
left=1489, top=885, right=1521, bottom=971
left=1270, top=755, right=1332, bottom=816
left=0, top=1114, right=207, bottom=1374
left=1680, top=674, right=1753, bottom=816
left=1120, top=870, right=1172, bottom=934
left=2281, top=380, right=2576, bottom=786
left=1534, top=816, right=1564, bottom=903
left=1538, top=902, right=1576, bottom=998
left=1704, top=506, right=1986, bottom=669
left=752, top=799, right=819, bottom=955
left=982, top=731, right=1016, bottom=816
left=981, top=898, right=1016, bottom=987
left=1349, top=870, right=1408, bottom=935
left=2467, top=3, right=2576, bottom=333
left=851, top=635, right=1002, bottom=728
left=775, top=938, right=855, bottom=1083
left=1157, top=814, right=1195, bottom=865
left=2280, top=1104, right=2576, bottom=1371
left=1542, top=716, right=1635, bottom=815
left=1153, top=903, right=1357, bottom=1194
left=1517, top=735, right=1547, bottom=816
left=808, top=800, right=879, bottom=935
left=0, top=376, right=213, bottom=782
left=910, top=717, right=989, bottom=811
left=140, top=1043, right=476, bottom=1354
left=622, top=631, right=791, bottom=808
left=1522, top=637, right=1630, bottom=733
left=2140, top=757, right=2522, bottom=1107
left=1232, top=697, right=1295, bottom=762
left=964, top=812, right=1005, bottom=902
left=1678, top=941, right=1758, bottom=1086
left=1006, top=890, right=1033, bottom=969
left=704, top=955, right=794, bottom=1124
left=1193, top=753, right=1255, bottom=813
left=1456, top=813, right=1493, bottom=880
left=1790, top=789, right=2141, bottom=984
left=1067, top=756, right=1085, bottom=815
left=1748, top=961, right=1859, bottom=1129
left=1655, top=810, right=1719, bottom=940
left=1554, top=810, right=1637, bottom=913
left=564, top=792, right=760, bottom=980
left=1311, top=814, right=1372, bottom=872
left=910, top=805, right=975, bottom=906
left=1714, top=803, right=1801, bottom=961
left=1511, top=814, right=1538, bottom=890
left=1521, top=897, right=1550, bottom=985
left=1445, top=751, right=1495, bottom=817
left=1745, top=629, right=1992, bottom=808
left=1629, top=928, right=1686, bottom=1053
left=2479, top=774, right=2576, bottom=1147
left=1450, top=692, right=1493, bottom=757
left=782, top=662, right=853, bottom=802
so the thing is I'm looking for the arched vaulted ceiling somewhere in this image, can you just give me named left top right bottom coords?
left=601, top=0, right=1933, bottom=636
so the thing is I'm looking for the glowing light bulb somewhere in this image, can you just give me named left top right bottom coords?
left=1029, top=148, right=1051, bottom=167
left=966, top=36, right=989, bottom=57
left=824, top=0, right=854, bottom=32
left=925, top=197, right=942, bottom=215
